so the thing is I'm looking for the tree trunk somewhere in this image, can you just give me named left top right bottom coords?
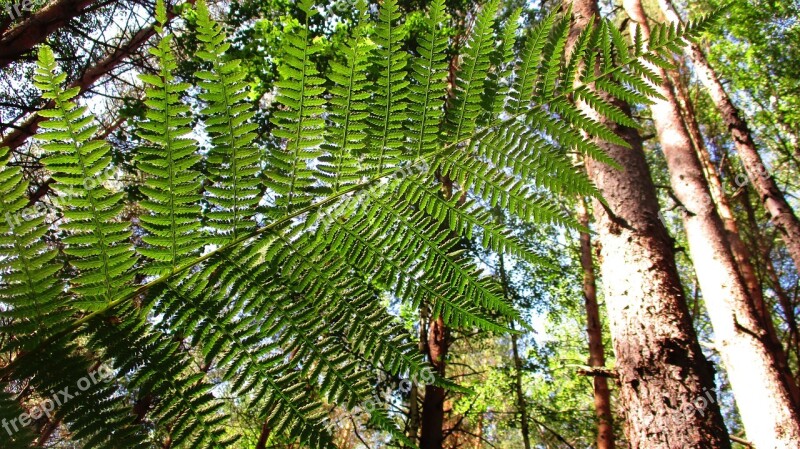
left=567, top=1, right=731, bottom=447
left=737, top=173, right=800, bottom=380
left=420, top=313, right=448, bottom=449
left=0, top=0, right=95, bottom=68
left=658, top=0, right=800, bottom=278
left=622, top=1, right=800, bottom=446
left=669, top=64, right=800, bottom=404
left=0, top=1, right=194, bottom=150
left=576, top=199, right=615, bottom=449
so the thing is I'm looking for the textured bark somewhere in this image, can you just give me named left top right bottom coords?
left=567, top=1, right=731, bottom=447
left=0, top=0, right=96, bottom=68
left=576, top=199, right=615, bottom=449
left=623, top=0, right=800, bottom=446
left=670, top=67, right=800, bottom=404
left=0, top=1, right=193, bottom=150
left=420, top=314, right=448, bottom=449
left=658, top=0, right=800, bottom=278
left=739, top=181, right=800, bottom=378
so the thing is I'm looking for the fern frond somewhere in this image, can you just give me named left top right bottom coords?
left=407, top=0, right=448, bottom=158
left=480, top=6, right=522, bottom=124
left=433, top=150, right=580, bottom=230
left=152, top=276, right=336, bottom=449
left=366, top=0, right=409, bottom=174
left=475, top=121, right=600, bottom=198
left=89, top=310, right=236, bottom=448
left=136, top=27, right=203, bottom=275
left=535, top=6, right=571, bottom=102
left=395, top=177, right=553, bottom=268
left=321, top=4, right=372, bottom=191
left=195, top=0, right=260, bottom=242
left=445, top=0, right=499, bottom=144
left=507, top=9, right=559, bottom=115
left=0, top=146, right=64, bottom=340
left=267, top=0, right=326, bottom=211
left=33, top=46, right=137, bottom=309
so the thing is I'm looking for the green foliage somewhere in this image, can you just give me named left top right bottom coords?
left=266, top=0, right=326, bottom=213
left=0, top=1, right=716, bottom=447
left=0, top=146, right=64, bottom=341
left=34, top=46, right=137, bottom=309
left=406, top=0, right=448, bottom=158
left=136, top=16, right=204, bottom=275
left=367, top=0, right=409, bottom=173
left=195, top=0, right=261, bottom=242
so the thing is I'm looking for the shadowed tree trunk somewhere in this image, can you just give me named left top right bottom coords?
left=420, top=313, right=448, bottom=449
left=1, top=1, right=194, bottom=150
left=567, top=0, right=732, bottom=447
left=622, top=0, right=800, bottom=446
left=576, top=198, right=615, bottom=449
left=658, top=0, right=800, bottom=278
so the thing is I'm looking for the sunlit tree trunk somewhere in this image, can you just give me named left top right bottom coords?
left=623, top=0, right=800, bottom=446
left=669, top=65, right=800, bottom=403
left=733, top=160, right=800, bottom=382
left=567, top=1, right=731, bottom=447
left=658, top=0, right=800, bottom=278
left=576, top=199, right=615, bottom=449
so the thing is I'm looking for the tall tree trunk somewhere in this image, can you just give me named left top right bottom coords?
left=669, top=65, right=800, bottom=403
left=420, top=313, right=448, bottom=449
left=0, top=0, right=96, bottom=68
left=736, top=170, right=800, bottom=379
left=576, top=199, right=615, bottom=449
left=622, top=1, right=800, bottom=446
left=658, top=0, right=800, bottom=278
left=567, top=1, right=731, bottom=447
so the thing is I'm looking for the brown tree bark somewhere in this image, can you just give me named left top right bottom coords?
left=658, top=0, right=800, bottom=278
left=669, top=65, right=800, bottom=404
left=576, top=199, right=615, bottom=449
left=419, top=313, right=448, bottom=449
left=736, top=170, right=800, bottom=381
left=0, top=0, right=96, bottom=68
left=623, top=0, right=800, bottom=446
left=567, top=1, right=732, bottom=447
left=0, top=1, right=193, bottom=150
left=254, top=421, right=270, bottom=449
